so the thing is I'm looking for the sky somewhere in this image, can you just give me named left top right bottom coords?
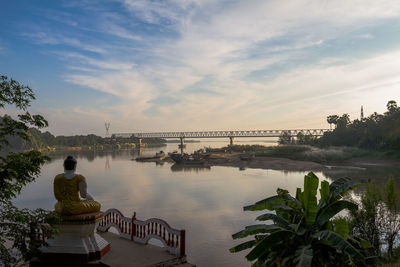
left=1, top=0, right=400, bottom=136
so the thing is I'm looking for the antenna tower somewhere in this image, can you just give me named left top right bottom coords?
left=361, top=106, right=364, bottom=120
left=105, top=122, right=110, bottom=137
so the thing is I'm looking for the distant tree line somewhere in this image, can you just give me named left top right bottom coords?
left=279, top=100, right=400, bottom=150
left=0, top=115, right=166, bottom=151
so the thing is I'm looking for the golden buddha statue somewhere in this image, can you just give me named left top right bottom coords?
left=54, top=156, right=101, bottom=215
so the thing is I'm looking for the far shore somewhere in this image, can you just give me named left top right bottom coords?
left=139, top=146, right=400, bottom=172
left=206, top=152, right=327, bottom=172
left=180, top=152, right=399, bottom=172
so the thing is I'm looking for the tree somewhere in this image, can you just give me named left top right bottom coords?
left=278, top=131, right=292, bottom=145
left=0, top=75, right=56, bottom=266
left=317, top=100, right=400, bottom=150
left=348, top=181, right=381, bottom=257
left=327, top=115, right=339, bottom=130
left=381, top=177, right=400, bottom=260
left=230, top=172, right=372, bottom=266
left=349, top=177, right=400, bottom=262
left=386, top=100, right=398, bottom=115
left=337, top=114, right=350, bottom=129
left=296, top=132, right=305, bottom=144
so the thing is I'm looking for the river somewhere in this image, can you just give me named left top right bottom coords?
left=12, top=140, right=400, bottom=266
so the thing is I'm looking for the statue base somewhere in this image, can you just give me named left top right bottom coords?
left=33, top=211, right=110, bottom=265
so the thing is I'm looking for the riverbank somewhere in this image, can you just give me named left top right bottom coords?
left=144, top=152, right=327, bottom=172
left=154, top=145, right=400, bottom=172
left=207, top=144, right=400, bottom=163
left=207, top=152, right=327, bottom=171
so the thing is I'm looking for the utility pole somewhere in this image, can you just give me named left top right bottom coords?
left=105, top=122, right=110, bottom=138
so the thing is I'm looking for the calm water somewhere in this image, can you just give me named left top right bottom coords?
left=13, top=140, right=400, bottom=266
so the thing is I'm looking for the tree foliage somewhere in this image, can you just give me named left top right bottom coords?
left=1, top=123, right=166, bottom=151
left=278, top=131, right=292, bottom=145
left=349, top=177, right=400, bottom=262
left=0, top=75, right=56, bottom=266
left=230, top=172, right=372, bottom=266
left=315, top=100, right=400, bottom=150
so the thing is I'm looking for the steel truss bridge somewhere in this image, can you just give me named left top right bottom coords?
left=113, top=129, right=330, bottom=147
left=113, top=129, right=329, bottom=139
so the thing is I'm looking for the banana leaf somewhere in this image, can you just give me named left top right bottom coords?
left=329, top=177, right=369, bottom=201
left=232, top=224, right=281, bottom=239
left=333, top=218, right=349, bottom=240
left=318, top=180, right=330, bottom=208
left=314, top=230, right=365, bottom=265
left=293, top=245, right=313, bottom=267
left=316, top=200, right=357, bottom=227
left=256, top=213, right=290, bottom=229
left=244, top=194, right=301, bottom=211
left=230, top=239, right=257, bottom=253
left=246, top=230, right=292, bottom=261
left=303, top=172, right=319, bottom=226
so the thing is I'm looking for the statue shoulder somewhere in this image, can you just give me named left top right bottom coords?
left=75, top=174, right=86, bottom=182
left=54, top=173, right=65, bottom=180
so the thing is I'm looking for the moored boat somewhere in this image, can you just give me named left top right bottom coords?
left=136, top=151, right=166, bottom=162
left=169, top=153, right=207, bottom=165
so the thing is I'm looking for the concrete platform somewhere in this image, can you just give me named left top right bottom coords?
left=98, top=232, right=195, bottom=267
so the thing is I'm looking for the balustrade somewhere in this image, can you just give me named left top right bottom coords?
left=97, top=208, right=185, bottom=257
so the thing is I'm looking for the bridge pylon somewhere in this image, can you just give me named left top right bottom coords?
left=138, top=138, right=145, bottom=148
left=178, top=137, right=186, bottom=154
left=229, top=136, right=234, bottom=146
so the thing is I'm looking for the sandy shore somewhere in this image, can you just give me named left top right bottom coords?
left=206, top=152, right=327, bottom=172
left=138, top=152, right=400, bottom=172
left=141, top=152, right=328, bottom=172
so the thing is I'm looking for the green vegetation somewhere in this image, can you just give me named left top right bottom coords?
left=317, top=101, right=400, bottom=151
left=206, top=144, right=271, bottom=153
left=349, top=177, right=400, bottom=264
left=207, top=144, right=372, bottom=164
left=0, top=76, right=58, bottom=266
left=279, top=131, right=318, bottom=145
left=210, top=100, right=400, bottom=163
left=256, top=145, right=372, bottom=164
left=281, top=100, right=400, bottom=155
left=230, top=172, right=372, bottom=266
left=0, top=120, right=166, bottom=152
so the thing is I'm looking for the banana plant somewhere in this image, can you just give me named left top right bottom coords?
left=230, top=172, right=374, bottom=266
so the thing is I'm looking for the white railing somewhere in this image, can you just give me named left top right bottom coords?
left=97, top=209, right=186, bottom=257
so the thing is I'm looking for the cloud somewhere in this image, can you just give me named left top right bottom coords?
left=20, top=1, right=400, bottom=134
left=23, top=31, right=106, bottom=54
left=355, top=33, right=375, bottom=39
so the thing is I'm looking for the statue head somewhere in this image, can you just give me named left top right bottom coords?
left=64, top=155, right=77, bottom=171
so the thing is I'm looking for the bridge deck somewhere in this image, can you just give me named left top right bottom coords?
left=113, top=129, right=330, bottom=139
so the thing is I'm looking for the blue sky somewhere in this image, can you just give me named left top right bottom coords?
left=1, top=0, right=400, bottom=136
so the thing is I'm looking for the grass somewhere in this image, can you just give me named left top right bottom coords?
left=256, top=145, right=376, bottom=164
left=206, top=144, right=400, bottom=164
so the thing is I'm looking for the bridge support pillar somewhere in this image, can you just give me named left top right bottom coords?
left=138, top=138, right=144, bottom=148
left=229, top=136, right=234, bottom=146
left=179, top=137, right=186, bottom=155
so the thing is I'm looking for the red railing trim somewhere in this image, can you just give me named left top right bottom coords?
left=97, top=208, right=185, bottom=256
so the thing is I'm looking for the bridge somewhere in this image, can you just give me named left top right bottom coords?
left=112, top=129, right=330, bottom=147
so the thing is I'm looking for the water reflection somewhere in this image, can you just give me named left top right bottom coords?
left=170, top=163, right=211, bottom=172
left=105, top=155, right=110, bottom=171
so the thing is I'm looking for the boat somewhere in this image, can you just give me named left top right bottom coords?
left=193, top=149, right=212, bottom=159
left=169, top=153, right=207, bottom=165
left=136, top=151, right=166, bottom=162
